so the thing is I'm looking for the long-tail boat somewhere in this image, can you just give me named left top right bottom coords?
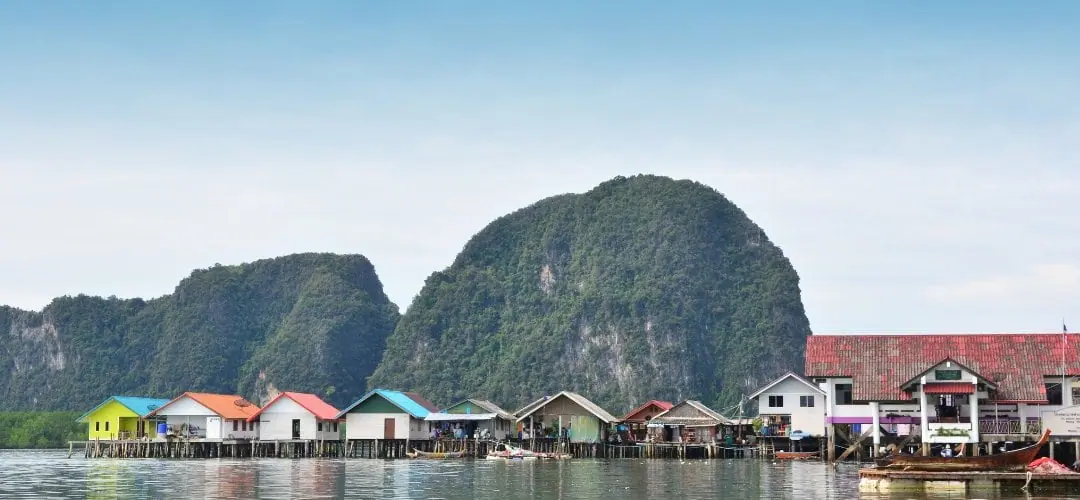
left=874, top=429, right=1050, bottom=472
left=775, top=451, right=819, bottom=460
left=409, top=449, right=466, bottom=459
left=485, top=442, right=572, bottom=460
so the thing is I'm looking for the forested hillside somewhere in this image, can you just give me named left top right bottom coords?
left=0, top=253, right=399, bottom=410
left=369, top=174, right=811, bottom=413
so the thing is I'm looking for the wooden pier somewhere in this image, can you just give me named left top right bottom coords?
left=71, top=439, right=255, bottom=459
left=70, top=437, right=767, bottom=461
left=859, top=467, right=1080, bottom=495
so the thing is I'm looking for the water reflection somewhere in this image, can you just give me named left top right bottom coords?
left=0, top=450, right=1077, bottom=499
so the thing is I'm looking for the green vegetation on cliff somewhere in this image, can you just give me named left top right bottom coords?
left=0, top=253, right=399, bottom=411
left=370, top=175, right=811, bottom=414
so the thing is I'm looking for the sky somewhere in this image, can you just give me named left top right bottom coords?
left=1, top=1, right=1079, bottom=333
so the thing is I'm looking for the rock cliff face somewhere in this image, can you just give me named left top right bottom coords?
left=369, top=175, right=812, bottom=413
left=0, top=253, right=399, bottom=410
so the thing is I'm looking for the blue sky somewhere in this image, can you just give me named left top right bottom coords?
left=2, top=1, right=1079, bottom=333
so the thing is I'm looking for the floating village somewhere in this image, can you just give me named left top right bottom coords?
left=71, top=332, right=1080, bottom=495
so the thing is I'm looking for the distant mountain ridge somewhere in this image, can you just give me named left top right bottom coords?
left=0, top=253, right=400, bottom=410
left=1, top=175, right=812, bottom=415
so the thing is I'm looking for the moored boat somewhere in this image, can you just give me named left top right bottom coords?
left=486, top=443, right=572, bottom=460
left=775, top=451, right=819, bottom=460
left=410, top=449, right=466, bottom=459
left=874, top=429, right=1050, bottom=472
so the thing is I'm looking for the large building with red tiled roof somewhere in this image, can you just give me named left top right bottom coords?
left=800, top=333, right=1073, bottom=453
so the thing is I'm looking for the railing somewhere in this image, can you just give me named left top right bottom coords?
left=927, top=417, right=971, bottom=423
left=978, top=418, right=1042, bottom=435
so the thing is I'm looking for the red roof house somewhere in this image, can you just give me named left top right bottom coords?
left=622, top=400, right=674, bottom=423
left=248, top=391, right=343, bottom=441
left=805, top=334, right=1079, bottom=403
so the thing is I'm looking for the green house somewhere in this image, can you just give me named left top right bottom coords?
left=426, top=398, right=515, bottom=440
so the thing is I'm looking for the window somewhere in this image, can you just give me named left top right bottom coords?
left=768, top=395, right=784, bottom=407
left=836, top=384, right=853, bottom=405
left=105, top=421, right=110, bottom=431
left=799, top=395, right=815, bottom=407
left=95, top=422, right=100, bottom=431
left=318, top=422, right=324, bottom=432
left=1046, top=383, right=1063, bottom=405
left=333, top=422, right=338, bottom=432
left=233, top=420, right=239, bottom=432
left=242, top=420, right=247, bottom=432
left=935, top=369, right=962, bottom=381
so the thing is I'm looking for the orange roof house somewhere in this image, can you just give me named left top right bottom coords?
left=148, top=392, right=262, bottom=440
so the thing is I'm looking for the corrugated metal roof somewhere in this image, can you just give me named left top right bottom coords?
left=805, top=334, right=1080, bottom=402
left=77, top=396, right=170, bottom=422
left=335, top=389, right=432, bottom=419
left=622, top=400, right=675, bottom=422
left=150, top=393, right=261, bottom=419
left=514, top=391, right=619, bottom=423
left=651, top=400, right=732, bottom=426
left=248, top=392, right=341, bottom=421
left=445, top=398, right=515, bottom=421
left=746, top=372, right=826, bottom=400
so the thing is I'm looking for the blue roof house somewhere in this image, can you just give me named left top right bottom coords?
left=335, top=389, right=438, bottom=442
left=77, top=396, right=170, bottom=440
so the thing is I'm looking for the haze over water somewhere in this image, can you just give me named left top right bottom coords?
left=0, top=450, right=1074, bottom=499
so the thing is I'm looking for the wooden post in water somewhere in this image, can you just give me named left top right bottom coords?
left=827, top=425, right=835, bottom=461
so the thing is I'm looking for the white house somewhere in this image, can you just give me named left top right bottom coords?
left=748, top=372, right=827, bottom=438
left=335, top=389, right=437, bottom=441
left=148, top=392, right=261, bottom=440
left=249, top=391, right=342, bottom=441
left=805, top=333, right=1073, bottom=457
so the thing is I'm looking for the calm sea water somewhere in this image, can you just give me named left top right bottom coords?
left=0, top=449, right=1074, bottom=499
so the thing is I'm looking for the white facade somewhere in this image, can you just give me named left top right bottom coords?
left=749, top=373, right=827, bottom=437
left=814, top=362, right=1069, bottom=452
left=255, top=396, right=341, bottom=441
left=344, top=413, right=430, bottom=441
left=153, top=396, right=258, bottom=441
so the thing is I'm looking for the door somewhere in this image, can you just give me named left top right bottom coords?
left=384, top=418, right=396, bottom=439
left=292, top=419, right=301, bottom=440
left=207, top=417, right=222, bottom=439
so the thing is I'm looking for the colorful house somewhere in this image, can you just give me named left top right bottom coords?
left=148, top=392, right=261, bottom=440
left=77, top=396, right=170, bottom=440
left=621, top=400, right=674, bottom=442
left=425, top=398, right=516, bottom=440
left=248, top=391, right=342, bottom=441
left=335, top=389, right=438, bottom=441
left=514, top=391, right=619, bottom=443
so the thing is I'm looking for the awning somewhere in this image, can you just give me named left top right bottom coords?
left=922, top=382, right=975, bottom=394
left=424, top=413, right=499, bottom=421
